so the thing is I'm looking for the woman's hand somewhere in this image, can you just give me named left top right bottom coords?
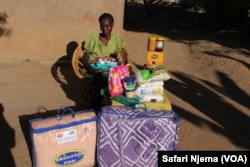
left=109, top=53, right=118, bottom=59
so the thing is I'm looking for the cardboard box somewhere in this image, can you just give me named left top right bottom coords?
left=146, top=51, right=164, bottom=67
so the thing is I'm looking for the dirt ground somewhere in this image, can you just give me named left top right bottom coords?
left=0, top=2, right=250, bottom=167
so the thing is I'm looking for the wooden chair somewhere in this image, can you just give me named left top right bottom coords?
left=71, top=43, right=131, bottom=108
left=71, top=44, right=85, bottom=79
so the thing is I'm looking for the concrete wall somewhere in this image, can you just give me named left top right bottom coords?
left=0, top=0, right=125, bottom=62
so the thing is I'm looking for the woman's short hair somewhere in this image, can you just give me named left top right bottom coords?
left=99, top=13, right=114, bottom=23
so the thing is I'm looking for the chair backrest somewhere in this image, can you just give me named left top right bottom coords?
left=71, top=44, right=131, bottom=79
left=71, top=45, right=85, bottom=79
left=118, top=48, right=129, bottom=65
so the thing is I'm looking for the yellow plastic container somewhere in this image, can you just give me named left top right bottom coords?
left=125, top=90, right=136, bottom=98
left=148, top=36, right=156, bottom=51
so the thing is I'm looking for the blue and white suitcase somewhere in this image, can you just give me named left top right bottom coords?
left=97, top=105, right=179, bottom=167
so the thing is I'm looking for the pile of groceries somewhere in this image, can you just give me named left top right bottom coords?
left=110, top=36, right=172, bottom=108
left=110, top=65, right=171, bottom=107
left=135, top=66, right=170, bottom=102
left=88, top=36, right=172, bottom=109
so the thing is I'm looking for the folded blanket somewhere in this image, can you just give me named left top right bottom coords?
left=30, top=108, right=97, bottom=167
left=118, top=117, right=178, bottom=167
left=97, top=106, right=179, bottom=167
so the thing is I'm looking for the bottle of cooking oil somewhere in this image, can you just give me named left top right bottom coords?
left=148, top=36, right=156, bottom=51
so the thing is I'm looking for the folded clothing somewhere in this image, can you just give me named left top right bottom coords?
left=90, top=62, right=117, bottom=70
left=90, top=56, right=118, bottom=71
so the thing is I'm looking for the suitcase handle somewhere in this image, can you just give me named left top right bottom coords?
left=57, top=106, right=75, bottom=121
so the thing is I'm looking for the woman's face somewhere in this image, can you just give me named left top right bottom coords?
left=100, top=19, right=113, bottom=37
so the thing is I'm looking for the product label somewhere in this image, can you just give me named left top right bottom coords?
left=151, top=54, right=158, bottom=65
left=56, top=129, right=78, bottom=145
left=151, top=54, right=158, bottom=59
left=146, top=51, right=164, bottom=67
left=154, top=88, right=163, bottom=94
left=156, top=41, right=164, bottom=49
left=137, top=87, right=163, bottom=96
left=53, top=150, right=85, bottom=165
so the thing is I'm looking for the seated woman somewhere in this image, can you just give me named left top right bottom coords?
left=82, top=12, right=125, bottom=75
left=81, top=13, right=126, bottom=108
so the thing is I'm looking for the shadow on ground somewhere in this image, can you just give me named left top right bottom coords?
left=50, top=41, right=99, bottom=110
left=125, top=0, right=250, bottom=149
left=164, top=71, right=250, bottom=149
left=18, top=41, right=102, bottom=165
left=124, top=1, right=250, bottom=51
left=0, top=103, right=16, bottom=167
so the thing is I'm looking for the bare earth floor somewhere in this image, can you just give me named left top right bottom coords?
left=0, top=29, right=249, bottom=166
left=0, top=4, right=250, bottom=166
